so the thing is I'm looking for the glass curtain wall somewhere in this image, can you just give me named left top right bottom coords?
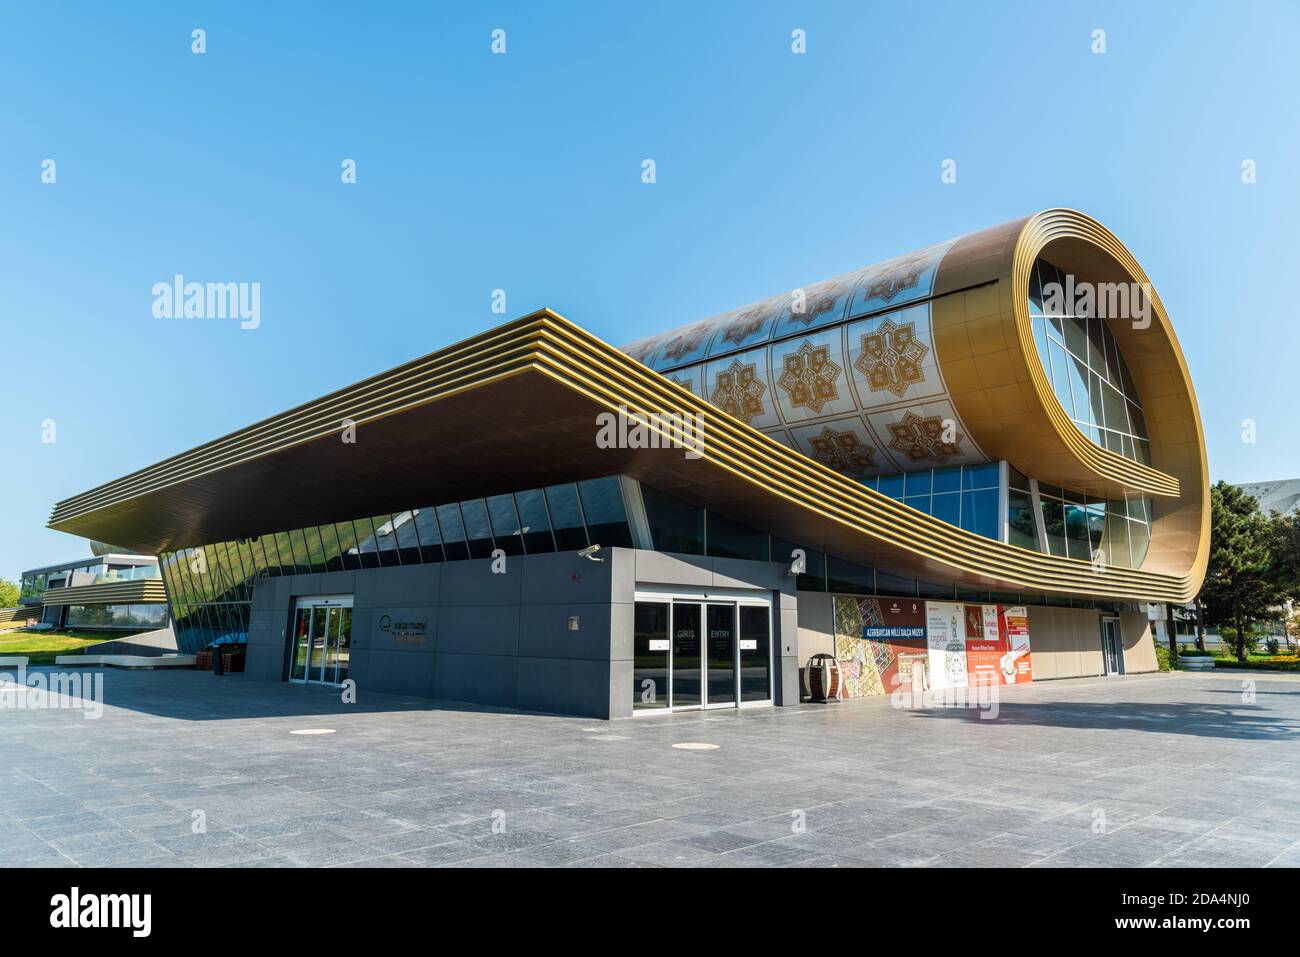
left=160, top=477, right=630, bottom=654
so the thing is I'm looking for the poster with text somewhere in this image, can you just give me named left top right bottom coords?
left=924, top=601, right=967, bottom=690
left=1001, top=606, right=1032, bottom=683
left=963, top=604, right=1006, bottom=686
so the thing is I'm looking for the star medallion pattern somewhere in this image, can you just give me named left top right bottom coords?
left=662, top=323, right=711, bottom=363
left=719, top=304, right=773, bottom=345
left=887, top=410, right=963, bottom=464
left=863, top=251, right=931, bottom=303
left=777, top=340, right=842, bottom=414
left=789, top=279, right=852, bottom=327
left=710, top=359, right=766, bottom=425
left=855, top=318, right=929, bottom=398
left=809, top=426, right=877, bottom=476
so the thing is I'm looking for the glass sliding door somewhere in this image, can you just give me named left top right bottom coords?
left=630, top=592, right=774, bottom=714
left=289, top=596, right=354, bottom=685
left=633, top=602, right=670, bottom=710
left=671, top=603, right=702, bottom=709
left=738, top=604, right=772, bottom=703
left=705, top=603, right=737, bottom=707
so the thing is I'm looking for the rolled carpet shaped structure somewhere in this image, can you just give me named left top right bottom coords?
left=623, top=208, right=1208, bottom=597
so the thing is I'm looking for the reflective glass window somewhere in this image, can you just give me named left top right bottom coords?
left=706, top=510, right=767, bottom=561
left=961, top=489, right=999, bottom=539
left=351, top=518, right=381, bottom=569
left=332, top=521, right=363, bottom=571
left=578, top=477, right=633, bottom=548
left=512, top=488, right=556, bottom=554
left=1007, top=490, right=1038, bottom=550
left=392, top=511, right=422, bottom=564
left=486, top=494, right=524, bottom=556
left=641, top=483, right=704, bottom=555
left=459, top=499, right=496, bottom=559
left=412, top=507, right=446, bottom=563
left=436, top=503, right=470, bottom=561
left=827, top=556, right=874, bottom=595
left=544, top=484, right=588, bottom=551
left=370, top=515, right=403, bottom=566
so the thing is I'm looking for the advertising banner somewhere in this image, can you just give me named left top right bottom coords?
left=924, top=601, right=967, bottom=690
left=963, top=604, right=1006, bottom=687
left=1001, top=606, right=1032, bottom=684
left=836, top=596, right=928, bottom=698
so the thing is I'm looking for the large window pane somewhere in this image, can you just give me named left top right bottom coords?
left=961, top=488, right=999, bottom=538
left=512, top=489, right=556, bottom=554
left=459, top=499, right=496, bottom=559
left=578, top=477, right=633, bottom=548
left=544, top=484, right=588, bottom=551
left=486, top=494, right=524, bottom=556
left=333, top=521, right=363, bottom=571
left=370, top=515, right=403, bottom=567
left=1064, top=504, right=1092, bottom=561
left=392, top=511, right=422, bottom=565
left=707, top=511, right=767, bottom=561
left=412, top=507, right=446, bottom=563
left=641, top=484, right=704, bottom=555
left=318, top=523, right=345, bottom=572
left=436, top=504, right=470, bottom=561
left=1008, top=490, right=1038, bottom=550
left=351, top=518, right=381, bottom=569
left=827, top=556, right=874, bottom=595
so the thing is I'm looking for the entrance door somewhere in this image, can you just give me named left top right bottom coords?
left=632, top=595, right=772, bottom=713
left=1101, top=618, right=1124, bottom=676
left=289, top=596, right=353, bottom=685
left=704, top=603, right=737, bottom=708
left=671, top=603, right=702, bottom=708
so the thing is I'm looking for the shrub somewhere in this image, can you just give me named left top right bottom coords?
left=1265, top=638, right=1280, bottom=656
left=1154, top=644, right=1176, bottom=672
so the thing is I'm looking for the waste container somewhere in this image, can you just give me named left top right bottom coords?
left=807, top=653, right=841, bottom=702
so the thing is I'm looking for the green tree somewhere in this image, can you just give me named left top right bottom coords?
left=0, top=578, right=18, bottom=608
left=1200, top=482, right=1285, bottom=663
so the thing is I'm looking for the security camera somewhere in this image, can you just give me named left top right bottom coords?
left=578, top=544, right=604, bottom=562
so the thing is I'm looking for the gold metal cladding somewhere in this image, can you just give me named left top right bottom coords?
left=50, top=303, right=1204, bottom=602
left=39, top=579, right=168, bottom=607
left=933, top=213, right=1178, bottom=498
left=931, top=208, right=1207, bottom=591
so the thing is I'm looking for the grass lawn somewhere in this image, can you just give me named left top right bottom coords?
left=0, top=629, right=145, bottom=665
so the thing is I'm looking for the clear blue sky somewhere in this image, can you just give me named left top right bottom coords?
left=2, top=1, right=1297, bottom=579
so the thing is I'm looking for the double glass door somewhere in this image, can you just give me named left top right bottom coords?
left=633, top=596, right=771, bottom=713
left=290, top=596, right=353, bottom=685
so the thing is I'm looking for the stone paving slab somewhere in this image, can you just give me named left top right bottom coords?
left=0, top=667, right=1298, bottom=867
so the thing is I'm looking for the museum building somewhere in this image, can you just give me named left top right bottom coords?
left=46, top=210, right=1208, bottom=717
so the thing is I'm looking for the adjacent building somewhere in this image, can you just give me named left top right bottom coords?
left=46, top=209, right=1209, bottom=717
left=17, top=551, right=167, bottom=632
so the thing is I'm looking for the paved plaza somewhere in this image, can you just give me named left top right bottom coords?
left=1, top=667, right=1298, bottom=867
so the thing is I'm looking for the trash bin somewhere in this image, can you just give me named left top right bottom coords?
left=807, top=653, right=841, bottom=702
